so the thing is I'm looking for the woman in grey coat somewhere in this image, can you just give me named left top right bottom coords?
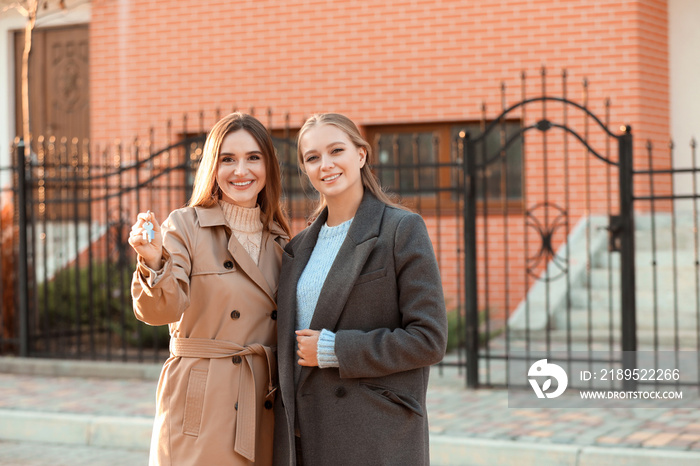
left=274, top=113, right=448, bottom=466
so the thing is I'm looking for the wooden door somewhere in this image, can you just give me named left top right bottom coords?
left=15, top=25, right=89, bottom=220
left=14, top=24, right=89, bottom=143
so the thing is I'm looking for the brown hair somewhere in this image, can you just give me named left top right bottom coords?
left=297, top=113, right=406, bottom=218
left=189, top=112, right=291, bottom=237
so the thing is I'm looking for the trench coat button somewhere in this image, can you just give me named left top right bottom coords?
left=230, top=310, right=241, bottom=320
left=334, top=386, right=347, bottom=398
left=232, top=355, right=242, bottom=365
left=270, top=310, right=277, bottom=320
left=235, top=402, right=238, bottom=410
left=224, top=260, right=234, bottom=269
left=264, top=400, right=273, bottom=410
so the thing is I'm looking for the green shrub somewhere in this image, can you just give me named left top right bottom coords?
left=445, top=307, right=504, bottom=353
left=37, top=261, right=170, bottom=349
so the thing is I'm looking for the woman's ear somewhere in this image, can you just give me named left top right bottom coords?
left=359, top=148, right=367, bottom=168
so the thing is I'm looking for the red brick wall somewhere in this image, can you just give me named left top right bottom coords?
left=90, top=0, right=668, bottom=144
left=89, top=0, right=670, bottom=319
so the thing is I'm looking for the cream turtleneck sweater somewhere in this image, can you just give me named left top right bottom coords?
left=219, top=200, right=263, bottom=265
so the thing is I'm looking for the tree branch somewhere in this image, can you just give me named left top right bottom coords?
left=1, top=2, right=29, bottom=16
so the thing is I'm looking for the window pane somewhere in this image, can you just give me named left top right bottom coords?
left=452, top=122, right=522, bottom=201
left=374, top=132, right=437, bottom=195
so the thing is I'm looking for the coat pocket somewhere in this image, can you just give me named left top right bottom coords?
left=353, top=267, right=387, bottom=286
left=182, top=368, right=208, bottom=436
left=360, top=382, right=423, bottom=417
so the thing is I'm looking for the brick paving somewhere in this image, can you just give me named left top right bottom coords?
left=0, top=373, right=154, bottom=417
left=3, top=358, right=700, bottom=464
left=428, top=366, right=700, bottom=452
left=0, top=440, right=149, bottom=465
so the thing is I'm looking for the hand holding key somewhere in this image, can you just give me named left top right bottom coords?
left=128, top=210, right=163, bottom=270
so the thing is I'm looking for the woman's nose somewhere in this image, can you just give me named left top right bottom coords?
left=320, top=154, right=334, bottom=170
left=234, top=161, right=247, bottom=175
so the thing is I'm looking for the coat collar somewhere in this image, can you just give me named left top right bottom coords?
left=292, top=190, right=384, bottom=253
left=195, top=203, right=289, bottom=239
left=194, top=203, right=285, bottom=304
left=194, top=204, right=228, bottom=227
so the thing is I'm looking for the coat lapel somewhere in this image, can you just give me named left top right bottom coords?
left=308, top=192, right=385, bottom=332
left=278, top=212, right=327, bottom=399
left=279, top=211, right=327, bottom=329
left=227, top=229, right=277, bottom=305
left=195, top=204, right=280, bottom=305
left=256, top=227, right=286, bottom=301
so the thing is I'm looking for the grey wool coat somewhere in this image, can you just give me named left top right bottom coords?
left=273, top=191, right=448, bottom=466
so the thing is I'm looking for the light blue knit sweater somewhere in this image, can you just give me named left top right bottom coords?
left=296, top=218, right=353, bottom=369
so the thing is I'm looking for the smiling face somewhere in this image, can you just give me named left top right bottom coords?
left=299, top=123, right=366, bottom=203
left=216, top=129, right=267, bottom=208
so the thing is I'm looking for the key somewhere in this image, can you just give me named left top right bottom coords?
left=143, top=220, right=154, bottom=243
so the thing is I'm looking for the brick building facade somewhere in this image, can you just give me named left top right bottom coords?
left=2, top=0, right=696, bottom=319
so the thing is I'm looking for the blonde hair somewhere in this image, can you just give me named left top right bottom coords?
left=297, top=113, right=406, bottom=219
left=189, top=112, right=291, bottom=237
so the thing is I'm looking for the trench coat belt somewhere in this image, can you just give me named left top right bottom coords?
left=169, top=337, right=277, bottom=463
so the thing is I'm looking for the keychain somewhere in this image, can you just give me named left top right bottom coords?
left=143, top=210, right=155, bottom=243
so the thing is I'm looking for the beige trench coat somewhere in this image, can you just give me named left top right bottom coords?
left=132, top=204, right=287, bottom=466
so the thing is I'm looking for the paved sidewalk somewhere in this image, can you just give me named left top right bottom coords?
left=0, top=440, right=149, bottom=465
left=2, top=357, right=700, bottom=465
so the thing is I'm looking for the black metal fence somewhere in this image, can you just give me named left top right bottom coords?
left=2, top=73, right=700, bottom=392
left=0, top=112, right=466, bottom=363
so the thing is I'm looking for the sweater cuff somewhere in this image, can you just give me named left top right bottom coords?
left=317, top=329, right=339, bottom=368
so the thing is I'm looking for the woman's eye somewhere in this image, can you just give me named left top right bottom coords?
left=305, top=155, right=318, bottom=163
left=249, top=154, right=261, bottom=161
left=221, top=156, right=234, bottom=163
left=331, top=148, right=344, bottom=154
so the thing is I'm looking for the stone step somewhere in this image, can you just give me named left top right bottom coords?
left=635, top=227, right=699, bottom=251
left=584, top=266, right=700, bottom=289
left=568, top=286, right=700, bottom=313
left=540, top=328, right=700, bottom=347
left=552, top=305, right=699, bottom=332
left=593, top=250, right=700, bottom=268
left=510, top=214, right=700, bottom=335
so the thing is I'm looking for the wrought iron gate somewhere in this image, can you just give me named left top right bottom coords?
left=460, top=71, right=637, bottom=389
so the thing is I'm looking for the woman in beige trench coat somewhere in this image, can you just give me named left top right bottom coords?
left=129, top=112, right=291, bottom=465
